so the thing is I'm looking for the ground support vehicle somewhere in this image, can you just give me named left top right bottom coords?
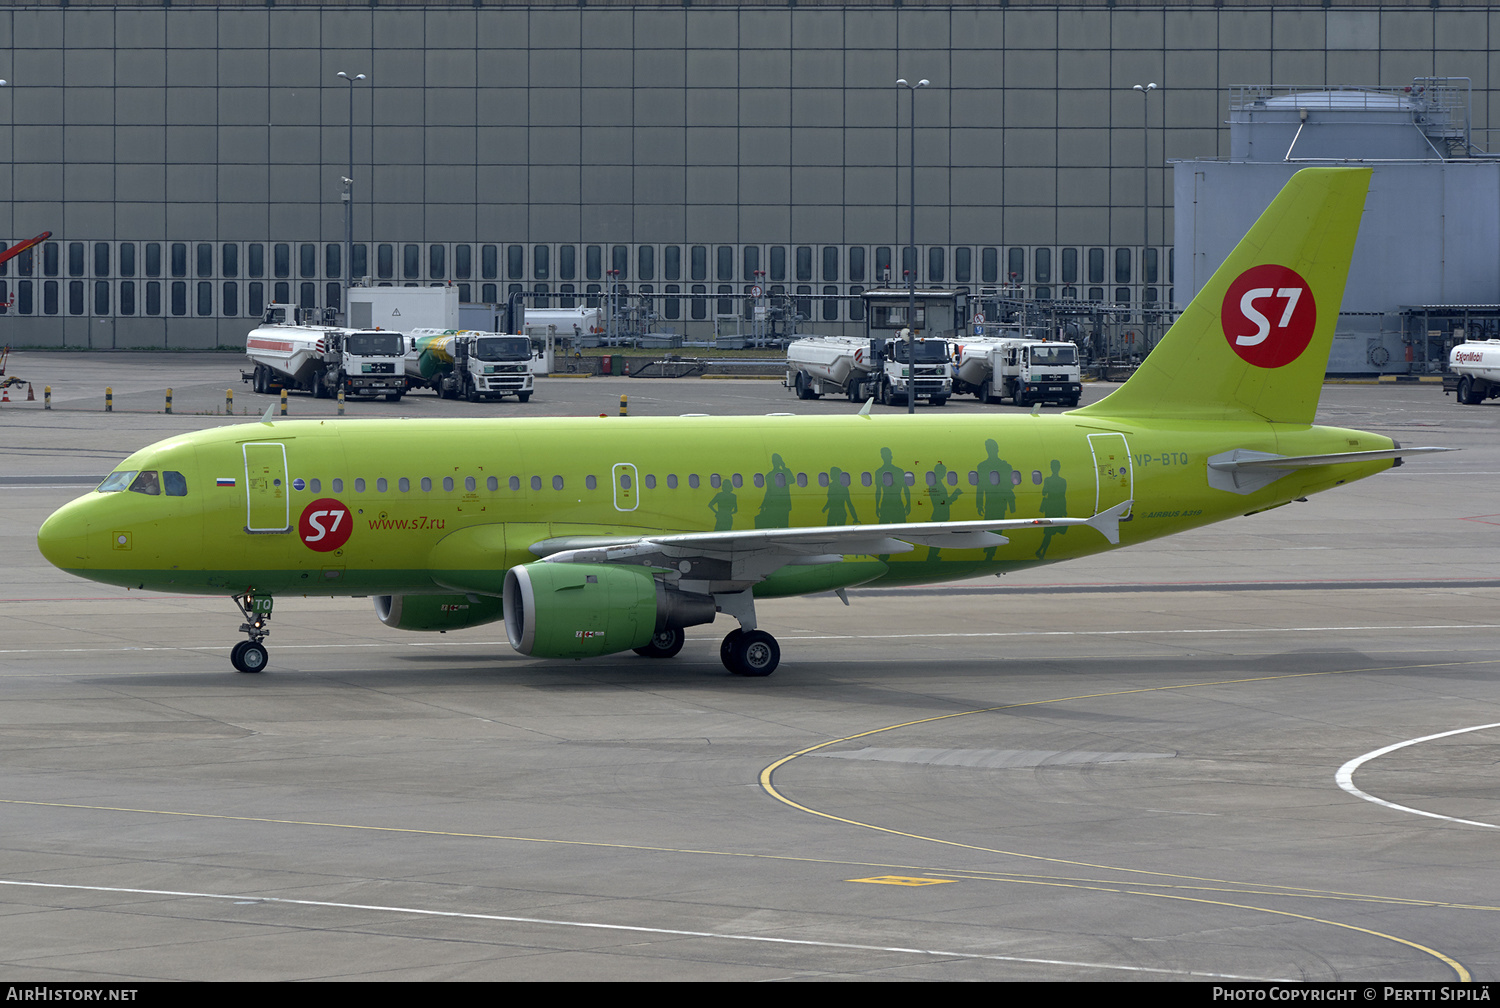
left=244, top=305, right=406, bottom=401
left=953, top=337, right=1082, bottom=407
left=1446, top=339, right=1500, bottom=404
left=785, top=334, right=953, bottom=406
left=405, top=329, right=536, bottom=402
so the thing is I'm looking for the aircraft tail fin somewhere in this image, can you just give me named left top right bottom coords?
left=1075, top=166, right=1371, bottom=425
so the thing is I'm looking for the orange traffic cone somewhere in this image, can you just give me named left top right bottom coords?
left=1, top=387, right=10, bottom=403
left=26, top=383, right=34, bottom=401
left=624, top=359, right=630, bottom=377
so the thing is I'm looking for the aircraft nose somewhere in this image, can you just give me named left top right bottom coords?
left=37, top=499, right=92, bottom=572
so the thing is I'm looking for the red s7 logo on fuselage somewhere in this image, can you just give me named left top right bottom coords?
left=298, top=498, right=352, bottom=552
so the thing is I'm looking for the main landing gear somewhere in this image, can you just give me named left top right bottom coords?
left=631, top=624, right=782, bottom=675
left=230, top=592, right=272, bottom=673
left=719, top=628, right=780, bottom=677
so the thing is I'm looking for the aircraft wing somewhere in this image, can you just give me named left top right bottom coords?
left=530, top=500, right=1130, bottom=568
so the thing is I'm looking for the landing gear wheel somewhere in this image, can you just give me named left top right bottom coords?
left=724, top=629, right=779, bottom=677
left=231, top=640, right=267, bottom=674
left=719, top=628, right=744, bottom=667
left=634, top=626, right=686, bottom=659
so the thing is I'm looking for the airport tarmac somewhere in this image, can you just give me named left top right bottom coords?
left=2, top=351, right=1499, bottom=981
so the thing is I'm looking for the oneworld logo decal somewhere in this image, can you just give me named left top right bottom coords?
left=1221, top=264, right=1317, bottom=369
left=298, top=498, right=353, bottom=552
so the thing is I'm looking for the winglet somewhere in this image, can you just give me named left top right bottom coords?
left=259, top=404, right=276, bottom=426
left=858, top=398, right=874, bottom=418
left=1085, top=500, right=1132, bottom=545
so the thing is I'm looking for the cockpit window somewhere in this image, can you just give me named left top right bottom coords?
left=129, top=470, right=161, bottom=495
left=164, top=471, right=188, bottom=496
left=97, top=470, right=137, bottom=493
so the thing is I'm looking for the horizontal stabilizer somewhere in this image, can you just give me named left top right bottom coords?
left=1084, top=500, right=1131, bottom=546
left=1207, top=446, right=1452, bottom=495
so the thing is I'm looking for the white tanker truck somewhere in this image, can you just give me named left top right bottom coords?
left=244, top=304, right=406, bottom=401
left=1447, top=339, right=1500, bottom=404
left=784, top=333, right=953, bottom=406
left=404, top=329, right=536, bottom=402
left=951, top=335, right=1082, bottom=407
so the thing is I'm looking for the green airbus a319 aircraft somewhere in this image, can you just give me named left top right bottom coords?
left=37, top=167, right=1446, bottom=676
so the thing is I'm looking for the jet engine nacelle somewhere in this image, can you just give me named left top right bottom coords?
left=374, top=593, right=506, bottom=632
left=503, top=562, right=715, bottom=659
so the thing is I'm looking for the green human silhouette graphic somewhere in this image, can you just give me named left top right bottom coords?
left=975, top=439, right=1017, bottom=559
left=822, top=467, right=858, bottom=526
left=708, top=479, right=738, bottom=531
left=925, top=462, right=964, bottom=560
left=754, top=454, right=794, bottom=529
left=1035, top=458, right=1068, bottom=559
left=874, top=447, right=910, bottom=524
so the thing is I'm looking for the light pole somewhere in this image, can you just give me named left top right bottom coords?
left=337, top=71, right=367, bottom=321
left=896, top=77, right=928, bottom=415
left=1128, top=82, right=1152, bottom=357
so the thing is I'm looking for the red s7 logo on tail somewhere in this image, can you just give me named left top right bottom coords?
left=1221, top=265, right=1317, bottom=369
left=298, top=498, right=352, bottom=552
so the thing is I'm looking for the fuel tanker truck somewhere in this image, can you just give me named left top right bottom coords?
left=244, top=304, right=406, bottom=401
left=784, top=333, right=953, bottom=406
left=1446, top=338, right=1500, bottom=404
left=405, top=329, right=536, bottom=402
left=951, top=336, right=1082, bottom=407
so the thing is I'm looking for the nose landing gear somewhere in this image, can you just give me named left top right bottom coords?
left=230, top=593, right=273, bottom=673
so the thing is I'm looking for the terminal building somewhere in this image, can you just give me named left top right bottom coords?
left=4, top=1, right=1500, bottom=367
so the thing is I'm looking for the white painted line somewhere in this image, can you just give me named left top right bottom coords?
left=1336, top=723, right=1500, bottom=830
left=3, top=624, right=1500, bottom=657
left=0, top=877, right=1274, bottom=980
